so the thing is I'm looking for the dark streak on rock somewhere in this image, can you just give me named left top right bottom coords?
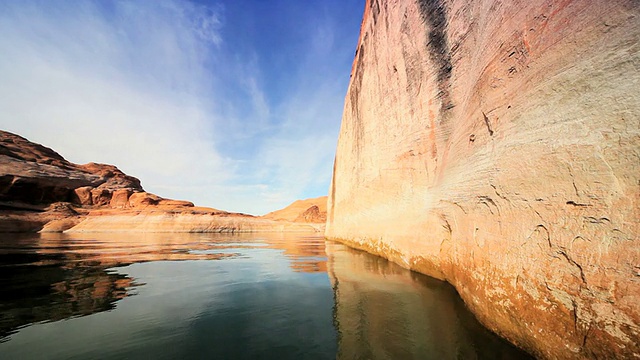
left=441, top=217, right=452, bottom=233
left=571, top=299, right=580, bottom=332
left=370, top=0, right=380, bottom=24
left=350, top=39, right=367, bottom=157
left=478, top=195, right=499, bottom=215
left=329, top=156, right=337, bottom=224
left=352, top=43, right=366, bottom=104
left=482, top=112, right=494, bottom=136
left=585, top=216, right=610, bottom=224
left=528, top=224, right=551, bottom=248
left=559, top=250, right=587, bottom=284
left=417, top=0, right=453, bottom=113
left=566, top=201, right=590, bottom=207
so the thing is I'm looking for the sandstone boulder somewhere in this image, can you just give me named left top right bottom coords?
left=128, top=192, right=161, bottom=208
left=109, top=189, right=132, bottom=209
left=90, top=189, right=112, bottom=206
left=72, top=186, right=93, bottom=205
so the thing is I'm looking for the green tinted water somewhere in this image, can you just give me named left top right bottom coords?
left=0, top=233, right=531, bottom=359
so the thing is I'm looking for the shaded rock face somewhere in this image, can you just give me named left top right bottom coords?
left=326, top=0, right=639, bottom=358
left=0, top=131, right=198, bottom=232
left=0, top=131, right=142, bottom=205
left=295, top=205, right=325, bottom=223
left=0, top=131, right=197, bottom=212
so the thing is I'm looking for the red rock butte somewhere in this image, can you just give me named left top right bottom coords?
left=326, top=0, right=639, bottom=358
left=0, top=130, right=323, bottom=233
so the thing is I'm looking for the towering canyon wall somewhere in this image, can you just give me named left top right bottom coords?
left=326, top=0, right=640, bottom=358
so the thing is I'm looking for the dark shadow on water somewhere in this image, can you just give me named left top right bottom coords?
left=0, top=264, right=132, bottom=341
left=0, top=232, right=239, bottom=342
left=325, top=241, right=533, bottom=360
left=176, top=279, right=337, bottom=360
left=0, top=235, right=135, bottom=341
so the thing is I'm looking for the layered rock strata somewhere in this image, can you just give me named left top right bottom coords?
left=65, top=209, right=323, bottom=233
left=0, top=131, right=320, bottom=233
left=326, top=0, right=639, bottom=358
left=0, top=131, right=142, bottom=205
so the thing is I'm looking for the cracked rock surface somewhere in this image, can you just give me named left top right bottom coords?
left=326, top=0, right=639, bottom=358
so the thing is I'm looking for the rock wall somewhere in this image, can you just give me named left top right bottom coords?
left=326, top=0, right=640, bottom=358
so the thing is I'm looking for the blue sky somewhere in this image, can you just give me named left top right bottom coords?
left=0, top=0, right=363, bottom=215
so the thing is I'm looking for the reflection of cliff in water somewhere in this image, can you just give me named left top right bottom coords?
left=0, top=246, right=134, bottom=341
left=0, top=232, right=233, bottom=342
left=0, top=232, right=327, bottom=342
left=325, top=241, right=532, bottom=359
left=260, top=234, right=328, bottom=273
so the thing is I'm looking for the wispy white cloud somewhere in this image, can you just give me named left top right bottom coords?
left=0, top=0, right=227, bottom=199
left=0, top=0, right=362, bottom=215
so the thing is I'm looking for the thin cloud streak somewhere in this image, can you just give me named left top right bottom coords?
left=0, top=0, right=228, bottom=201
left=0, top=0, right=363, bottom=215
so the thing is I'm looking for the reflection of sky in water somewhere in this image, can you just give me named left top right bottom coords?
left=0, top=233, right=337, bottom=359
left=0, top=233, right=531, bottom=359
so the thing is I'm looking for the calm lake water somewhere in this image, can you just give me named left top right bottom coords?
left=0, top=232, right=531, bottom=359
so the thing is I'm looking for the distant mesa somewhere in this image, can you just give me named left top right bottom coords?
left=0, top=130, right=323, bottom=233
left=262, top=196, right=327, bottom=223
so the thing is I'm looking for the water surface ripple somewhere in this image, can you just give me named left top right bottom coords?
left=0, top=233, right=531, bottom=359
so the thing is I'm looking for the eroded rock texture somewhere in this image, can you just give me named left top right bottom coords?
left=326, top=0, right=640, bottom=358
left=0, top=131, right=323, bottom=234
left=0, top=130, right=142, bottom=206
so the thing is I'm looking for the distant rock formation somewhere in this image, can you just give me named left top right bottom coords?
left=326, top=0, right=639, bottom=358
left=0, top=130, right=319, bottom=233
left=0, top=130, right=142, bottom=205
left=262, top=196, right=327, bottom=223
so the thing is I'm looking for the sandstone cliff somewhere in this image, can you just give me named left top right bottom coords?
left=0, top=131, right=143, bottom=203
left=0, top=131, right=320, bottom=233
left=326, top=0, right=639, bottom=358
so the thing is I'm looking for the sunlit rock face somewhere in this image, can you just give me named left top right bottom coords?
left=326, top=0, right=640, bottom=358
left=262, top=196, right=328, bottom=224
